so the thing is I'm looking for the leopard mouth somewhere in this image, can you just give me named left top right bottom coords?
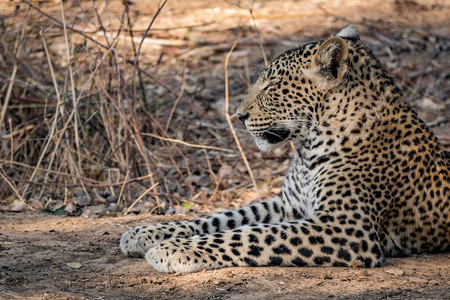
left=262, top=127, right=290, bottom=144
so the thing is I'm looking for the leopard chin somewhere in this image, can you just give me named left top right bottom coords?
left=252, top=127, right=291, bottom=151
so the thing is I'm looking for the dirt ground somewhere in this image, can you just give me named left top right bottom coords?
left=0, top=213, right=449, bottom=300
left=1, top=0, right=450, bottom=299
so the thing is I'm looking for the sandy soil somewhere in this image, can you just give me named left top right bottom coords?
left=0, top=213, right=449, bottom=299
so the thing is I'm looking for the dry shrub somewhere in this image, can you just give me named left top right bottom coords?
left=1, top=0, right=448, bottom=216
left=0, top=0, right=274, bottom=216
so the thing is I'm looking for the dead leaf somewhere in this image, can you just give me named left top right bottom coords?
left=270, top=187, right=282, bottom=195
left=241, top=190, right=259, bottom=203
left=66, top=262, right=82, bottom=269
left=416, top=98, right=445, bottom=110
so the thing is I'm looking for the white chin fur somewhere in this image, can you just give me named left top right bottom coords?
left=255, top=138, right=282, bottom=152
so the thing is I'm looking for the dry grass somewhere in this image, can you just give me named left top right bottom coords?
left=0, top=0, right=273, bottom=216
left=1, top=0, right=449, bottom=217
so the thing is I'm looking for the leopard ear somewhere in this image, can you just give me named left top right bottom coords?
left=307, top=37, right=348, bottom=89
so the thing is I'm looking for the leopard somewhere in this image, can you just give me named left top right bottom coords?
left=120, top=25, right=449, bottom=273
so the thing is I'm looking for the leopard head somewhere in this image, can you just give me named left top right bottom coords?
left=237, top=25, right=358, bottom=151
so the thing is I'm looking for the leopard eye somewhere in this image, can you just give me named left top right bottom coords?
left=263, top=80, right=280, bottom=91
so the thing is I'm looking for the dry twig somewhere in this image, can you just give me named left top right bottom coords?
left=0, top=3, right=31, bottom=133
left=224, top=40, right=259, bottom=194
left=141, top=133, right=234, bottom=153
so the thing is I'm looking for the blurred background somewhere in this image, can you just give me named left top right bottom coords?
left=1, top=0, right=449, bottom=217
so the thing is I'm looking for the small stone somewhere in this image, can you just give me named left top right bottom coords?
left=74, top=192, right=90, bottom=206
left=64, top=203, right=77, bottom=214
left=107, top=203, right=119, bottom=212
left=89, top=205, right=106, bottom=215
left=30, top=198, right=43, bottom=209
left=107, top=195, right=118, bottom=204
left=82, top=208, right=95, bottom=218
left=165, top=208, right=176, bottom=215
left=385, top=267, right=405, bottom=276
left=10, top=200, right=28, bottom=212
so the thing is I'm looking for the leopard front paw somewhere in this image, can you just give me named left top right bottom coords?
left=120, top=228, right=151, bottom=257
left=120, top=224, right=192, bottom=258
left=145, top=241, right=213, bottom=273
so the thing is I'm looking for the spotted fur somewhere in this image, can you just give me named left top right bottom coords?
left=120, top=25, right=449, bottom=273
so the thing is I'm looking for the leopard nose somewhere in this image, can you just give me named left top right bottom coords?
left=237, top=112, right=250, bottom=124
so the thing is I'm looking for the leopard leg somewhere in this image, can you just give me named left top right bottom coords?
left=120, top=196, right=292, bottom=257
left=146, top=218, right=383, bottom=273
